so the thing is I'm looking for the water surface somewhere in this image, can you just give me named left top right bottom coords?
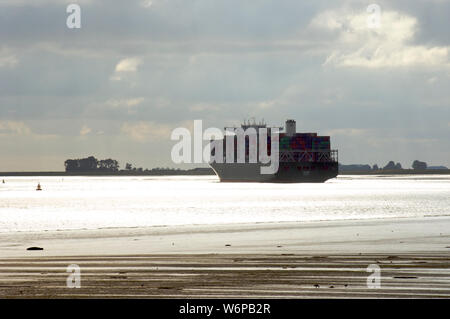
left=0, top=175, right=448, bottom=232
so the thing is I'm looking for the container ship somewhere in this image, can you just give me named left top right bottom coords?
left=209, top=119, right=338, bottom=183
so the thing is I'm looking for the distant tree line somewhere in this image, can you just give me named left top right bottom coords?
left=381, top=161, right=403, bottom=170
left=64, top=156, right=119, bottom=172
left=340, top=160, right=447, bottom=172
left=64, top=156, right=214, bottom=175
left=412, top=160, right=427, bottom=170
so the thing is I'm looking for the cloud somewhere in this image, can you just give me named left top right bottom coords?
left=141, top=0, right=153, bottom=8
left=0, top=120, right=58, bottom=140
left=79, top=125, right=91, bottom=136
left=106, top=97, right=145, bottom=108
left=311, top=9, right=450, bottom=68
left=111, top=57, right=142, bottom=81
left=114, top=57, right=142, bottom=72
left=0, top=48, right=18, bottom=68
left=140, top=0, right=167, bottom=8
left=121, top=121, right=173, bottom=142
left=0, top=121, right=31, bottom=135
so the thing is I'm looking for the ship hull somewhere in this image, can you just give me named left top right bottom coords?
left=210, top=162, right=338, bottom=183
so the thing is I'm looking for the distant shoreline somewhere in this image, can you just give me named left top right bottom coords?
left=0, top=170, right=215, bottom=177
left=339, top=169, right=450, bottom=175
left=0, top=169, right=449, bottom=176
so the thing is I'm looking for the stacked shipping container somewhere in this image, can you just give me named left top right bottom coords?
left=215, top=133, right=331, bottom=158
left=279, top=133, right=330, bottom=151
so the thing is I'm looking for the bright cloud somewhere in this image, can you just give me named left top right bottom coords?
left=311, top=9, right=450, bottom=68
left=111, top=57, right=142, bottom=81
left=115, top=57, right=142, bottom=72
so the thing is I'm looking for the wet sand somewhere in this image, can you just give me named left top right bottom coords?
left=0, top=217, right=449, bottom=298
left=1, top=253, right=449, bottom=298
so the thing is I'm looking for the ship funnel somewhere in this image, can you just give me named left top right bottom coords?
left=285, top=119, right=296, bottom=136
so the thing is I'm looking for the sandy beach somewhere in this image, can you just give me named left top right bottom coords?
left=1, top=216, right=449, bottom=298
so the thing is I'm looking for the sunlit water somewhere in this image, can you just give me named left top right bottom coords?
left=0, top=175, right=449, bottom=233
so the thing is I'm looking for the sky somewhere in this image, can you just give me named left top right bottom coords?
left=0, top=0, right=449, bottom=171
